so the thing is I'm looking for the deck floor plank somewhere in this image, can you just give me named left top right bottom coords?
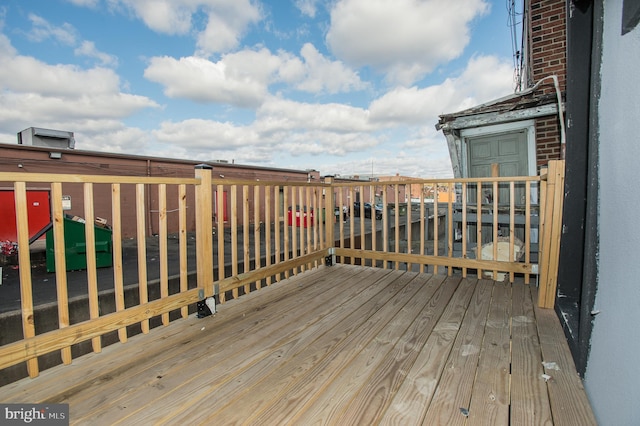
left=209, top=270, right=423, bottom=425
left=65, top=265, right=352, bottom=419
left=532, top=287, right=598, bottom=426
left=65, top=266, right=357, bottom=422
left=83, top=266, right=393, bottom=425
left=290, top=273, right=447, bottom=424
left=467, top=279, right=512, bottom=425
left=173, top=268, right=408, bottom=425
left=378, top=277, right=477, bottom=425
left=422, top=278, right=494, bottom=425
left=510, top=281, right=553, bottom=425
left=0, top=265, right=597, bottom=425
left=333, top=275, right=458, bottom=425
left=1, top=264, right=341, bottom=406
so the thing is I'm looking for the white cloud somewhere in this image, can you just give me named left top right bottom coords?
left=74, top=126, right=152, bottom=153
left=153, top=119, right=259, bottom=149
left=141, top=96, right=383, bottom=164
left=74, top=41, right=119, bottom=67
left=196, top=1, right=261, bottom=55
left=139, top=53, right=512, bottom=173
left=0, top=55, right=120, bottom=96
left=1, top=1, right=512, bottom=179
left=369, top=55, right=514, bottom=125
left=66, top=0, right=101, bottom=7
left=255, top=97, right=373, bottom=133
left=0, top=36, right=157, bottom=134
left=144, top=45, right=365, bottom=107
left=295, top=43, right=366, bottom=94
left=107, top=0, right=261, bottom=55
left=0, top=33, right=16, bottom=57
left=111, top=0, right=194, bottom=34
left=27, top=14, right=77, bottom=45
left=27, top=15, right=117, bottom=68
left=294, top=0, right=319, bottom=18
left=326, top=0, right=490, bottom=85
left=278, top=130, right=380, bottom=156
left=144, top=55, right=270, bottom=108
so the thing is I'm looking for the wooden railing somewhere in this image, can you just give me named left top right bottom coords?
left=327, top=161, right=564, bottom=309
left=0, top=160, right=564, bottom=380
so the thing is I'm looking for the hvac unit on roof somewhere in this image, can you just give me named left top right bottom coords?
left=17, top=127, right=76, bottom=149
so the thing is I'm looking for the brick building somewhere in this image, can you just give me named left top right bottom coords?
left=0, top=141, right=318, bottom=238
left=436, top=0, right=566, bottom=178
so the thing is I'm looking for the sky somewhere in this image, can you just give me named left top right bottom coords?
left=0, top=0, right=521, bottom=178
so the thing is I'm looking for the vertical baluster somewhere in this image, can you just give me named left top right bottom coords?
left=84, top=183, right=101, bottom=352
left=525, top=181, right=531, bottom=284
left=136, top=183, right=149, bottom=332
left=266, top=186, right=273, bottom=285
left=509, top=180, right=516, bottom=282
left=158, top=184, right=169, bottom=325
left=461, top=182, right=468, bottom=278
left=382, top=185, right=388, bottom=269
left=254, top=185, right=261, bottom=289
left=406, top=184, right=412, bottom=272
left=51, top=182, right=74, bottom=360
left=231, top=185, right=238, bottom=298
left=394, top=184, right=400, bottom=270
left=284, top=186, right=290, bottom=278
left=493, top=179, right=499, bottom=280
left=242, top=185, right=250, bottom=294
left=14, top=182, right=39, bottom=377
left=476, top=179, right=483, bottom=278
left=419, top=183, right=425, bottom=273
left=216, top=184, right=226, bottom=302
left=433, top=183, right=439, bottom=274
left=447, top=182, right=453, bottom=276
left=179, top=184, right=188, bottom=318
left=274, top=185, right=281, bottom=282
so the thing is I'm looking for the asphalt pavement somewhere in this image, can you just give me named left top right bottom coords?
left=0, top=214, right=433, bottom=314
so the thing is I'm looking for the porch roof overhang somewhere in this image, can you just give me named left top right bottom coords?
left=436, top=92, right=560, bottom=134
left=435, top=91, right=563, bottom=178
left=436, top=102, right=559, bottom=133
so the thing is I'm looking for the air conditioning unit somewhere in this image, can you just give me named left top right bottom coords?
left=17, top=127, right=75, bottom=149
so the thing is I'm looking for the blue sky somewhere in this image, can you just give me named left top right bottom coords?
left=0, top=0, right=520, bottom=178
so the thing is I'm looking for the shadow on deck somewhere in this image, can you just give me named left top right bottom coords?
left=0, top=264, right=595, bottom=425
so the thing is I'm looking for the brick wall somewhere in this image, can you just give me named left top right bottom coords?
left=530, top=0, right=566, bottom=165
left=536, top=116, right=562, bottom=168
left=530, top=0, right=567, bottom=93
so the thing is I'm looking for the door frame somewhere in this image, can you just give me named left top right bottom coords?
left=459, top=120, right=537, bottom=178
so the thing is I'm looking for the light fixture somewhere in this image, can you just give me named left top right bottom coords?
left=49, top=152, right=62, bottom=159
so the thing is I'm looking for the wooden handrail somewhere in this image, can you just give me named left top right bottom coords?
left=0, top=162, right=565, bottom=380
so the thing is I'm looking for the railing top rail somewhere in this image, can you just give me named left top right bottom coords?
left=0, top=172, right=200, bottom=185
left=209, top=179, right=327, bottom=187
left=0, top=173, right=542, bottom=187
left=329, top=176, right=541, bottom=187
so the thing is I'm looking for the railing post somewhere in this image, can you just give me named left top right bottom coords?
left=14, top=181, right=39, bottom=377
left=324, top=177, right=335, bottom=255
left=538, top=160, right=565, bottom=308
left=195, top=165, right=214, bottom=297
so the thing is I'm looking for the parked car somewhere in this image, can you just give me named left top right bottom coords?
left=353, top=202, right=383, bottom=219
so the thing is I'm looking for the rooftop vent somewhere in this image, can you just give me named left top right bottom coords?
left=17, top=127, right=75, bottom=149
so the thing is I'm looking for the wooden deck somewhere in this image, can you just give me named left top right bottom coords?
left=0, top=264, right=595, bottom=425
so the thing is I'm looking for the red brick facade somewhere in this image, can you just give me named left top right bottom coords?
left=0, top=143, right=312, bottom=237
left=536, top=116, right=562, bottom=166
left=529, top=0, right=566, bottom=167
left=530, top=0, right=567, bottom=92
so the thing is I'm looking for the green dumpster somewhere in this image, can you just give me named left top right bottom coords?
left=46, top=216, right=113, bottom=272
